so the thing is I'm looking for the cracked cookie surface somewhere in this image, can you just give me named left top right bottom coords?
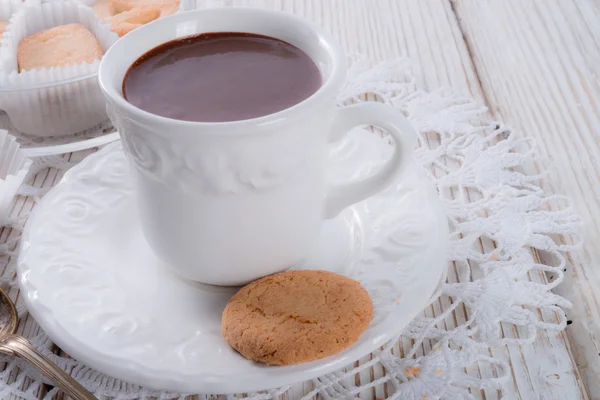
left=221, top=270, right=373, bottom=365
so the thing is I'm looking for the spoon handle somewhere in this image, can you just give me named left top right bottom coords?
left=2, top=335, right=97, bottom=400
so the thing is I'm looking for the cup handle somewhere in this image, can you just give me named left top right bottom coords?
left=324, top=102, right=417, bottom=219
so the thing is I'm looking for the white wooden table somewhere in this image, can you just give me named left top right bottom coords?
left=4, top=1, right=600, bottom=399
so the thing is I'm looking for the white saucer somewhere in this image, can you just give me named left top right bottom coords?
left=17, top=129, right=448, bottom=394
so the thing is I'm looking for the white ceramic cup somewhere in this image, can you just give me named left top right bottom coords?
left=99, top=7, right=417, bottom=286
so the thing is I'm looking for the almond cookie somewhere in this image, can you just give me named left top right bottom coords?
left=222, top=270, right=373, bottom=365
left=107, top=4, right=161, bottom=37
left=113, top=0, right=179, bottom=18
left=17, top=23, right=102, bottom=71
left=92, top=0, right=116, bottom=19
left=93, top=0, right=179, bottom=37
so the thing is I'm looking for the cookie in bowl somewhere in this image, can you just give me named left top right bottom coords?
left=0, top=1, right=118, bottom=136
left=112, top=0, right=179, bottom=17
left=17, top=23, right=103, bottom=71
left=222, top=270, right=373, bottom=366
left=92, top=0, right=179, bottom=36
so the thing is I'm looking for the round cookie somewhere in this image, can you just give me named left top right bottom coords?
left=222, top=270, right=373, bottom=365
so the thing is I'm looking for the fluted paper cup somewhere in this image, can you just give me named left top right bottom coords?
left=0, top=129, right=31, bottom=225
left=0, top=0, right=40, bottom=23
left=0, top=1, right=118, bottom=136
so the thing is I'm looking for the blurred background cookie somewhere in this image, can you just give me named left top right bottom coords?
left=17, top=23, right=102, bottom=71
left=92, top=0, right=179, bottom=36
left=222, top=270, right=373, bottom=366
left=0, top=1, right=119, bottom=136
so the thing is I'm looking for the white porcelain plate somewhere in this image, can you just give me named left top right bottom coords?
left=17, top=129, right=448, bottom=394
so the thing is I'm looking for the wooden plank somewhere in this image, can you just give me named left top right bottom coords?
left=310, top=0, right=585, bottom=398
left=451, top=0, right=600, bottom=398
left=0, top=1, right=584, bottom=399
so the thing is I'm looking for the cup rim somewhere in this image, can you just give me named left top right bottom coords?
left=98, top=7, right=346, bottom=131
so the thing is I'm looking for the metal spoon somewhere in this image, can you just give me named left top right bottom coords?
left=0, top=289, right=97, bottom=400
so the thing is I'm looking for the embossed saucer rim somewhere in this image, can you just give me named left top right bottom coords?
left=17, top=138, right=449, bottom=393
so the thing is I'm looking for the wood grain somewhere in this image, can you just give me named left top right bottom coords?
left=0, top=0, right=591, bottom=399
left=451, top=0, right=600, bottom=397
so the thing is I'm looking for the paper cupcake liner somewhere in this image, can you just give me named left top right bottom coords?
left=0, top=1, right=118, bottom=136
left=0, top=0, right=40, bottom=22
left=0, top=129, right=31, bottom=226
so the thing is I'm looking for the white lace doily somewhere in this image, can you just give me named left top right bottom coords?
left=0, top=55, right=581, bottom=400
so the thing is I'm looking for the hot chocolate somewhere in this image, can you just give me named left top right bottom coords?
left=122, top=32, right=322, bottom=122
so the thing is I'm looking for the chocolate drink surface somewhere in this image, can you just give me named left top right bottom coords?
left=123, top=32, right=322, bottom=122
